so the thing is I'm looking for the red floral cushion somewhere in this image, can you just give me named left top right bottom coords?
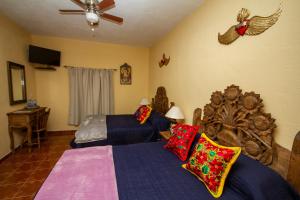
left=164, top=124, right=199, bottom=161
left=136, top=105, right=152, bottom=124
left=134, top=105, right=143, bottom=117
left=182, top=133, right=241, bottom=198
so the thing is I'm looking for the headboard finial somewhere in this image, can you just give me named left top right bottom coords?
left=151, top=86, right=169, bottom=115
left=287, top=131, right=300, bottom=193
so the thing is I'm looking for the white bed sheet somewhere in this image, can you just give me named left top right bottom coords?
left=75, top=115, right=107, bottom=144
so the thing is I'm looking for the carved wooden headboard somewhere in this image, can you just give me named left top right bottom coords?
left=151, top=86, right=174, bottom=115
left=193, top=85, right=276, bottom=166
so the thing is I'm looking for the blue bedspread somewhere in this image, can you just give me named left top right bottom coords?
left=113, top=141, right=300, bottom=200
left=106, top=115, right=156, bottom=145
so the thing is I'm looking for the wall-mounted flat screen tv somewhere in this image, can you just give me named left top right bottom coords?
left=29, top=45, right=61, bottom=66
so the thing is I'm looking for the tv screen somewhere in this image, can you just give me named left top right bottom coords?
left=29, top=45, right=61, bottom=66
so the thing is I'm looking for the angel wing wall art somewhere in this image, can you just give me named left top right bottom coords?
left=218, top=7, right=282, bottom=45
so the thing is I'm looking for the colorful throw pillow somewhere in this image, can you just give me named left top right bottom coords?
left=136, top=105, right=152, bottom=124
left=164, top=124, right=200, bottom=161
left=182, top=133, right=241, bottom=198
left=134, top=105, right=144, bottom=117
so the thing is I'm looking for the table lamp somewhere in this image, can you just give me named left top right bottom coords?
left=140, top=98, right=150, bottom=105
left=165, top=106, right=184, bottom=123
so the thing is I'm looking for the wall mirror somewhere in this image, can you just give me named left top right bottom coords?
left=7, top=61, right=27, bottom=105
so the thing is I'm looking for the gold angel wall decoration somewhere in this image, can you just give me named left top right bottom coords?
left=218, top=7, right=282, bottom=45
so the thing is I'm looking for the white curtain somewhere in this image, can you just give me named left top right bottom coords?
left=68, top=67, right=114, bottom=125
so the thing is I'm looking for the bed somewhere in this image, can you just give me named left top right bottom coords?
left=35, top=140, right=299, bottom=200
left=70, top=86, right=173, bottom=148
left=36, top=85, right=300, bottom=199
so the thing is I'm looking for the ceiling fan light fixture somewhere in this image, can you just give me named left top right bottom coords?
left=86, top=11, right=99, bottom=23
left=59, top=0, right=123, bottom=27
left=85, top=0, right=98, bottom=5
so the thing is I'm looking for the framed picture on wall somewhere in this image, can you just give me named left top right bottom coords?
left=120, top=63, right=132, bottom=85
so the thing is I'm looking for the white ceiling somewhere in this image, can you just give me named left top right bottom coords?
left=0, top=0, right=203, bottom=47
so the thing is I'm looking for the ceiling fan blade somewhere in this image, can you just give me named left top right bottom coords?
left=97, top=0, right=115, bottom=11
left=71, top=0, right=86, bottom=9
left=100, top=13, right=123, bottom=24
left=59, top=9, right=85, bottom=14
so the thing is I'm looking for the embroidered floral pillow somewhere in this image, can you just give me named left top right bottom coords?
left=136, top=105, right=152, bottom=124
left=164, top=124, right=199, bottom=161
left=134, top=105, right=143, bottom=118
left=182, top=133, right=241, bottom=198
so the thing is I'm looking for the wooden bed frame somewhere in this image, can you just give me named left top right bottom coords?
left=151, top=86, right=174, bottom=115
left=192, top=85, right=299, bottom=193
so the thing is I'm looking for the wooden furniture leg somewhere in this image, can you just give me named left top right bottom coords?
left=27, top=124, right=32, bottom=152
left=37, top=132, right=40, bottom=149
left=9, top=126, right=14, bottom=153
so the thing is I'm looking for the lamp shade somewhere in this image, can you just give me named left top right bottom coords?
left=165, top=106, right=184, bottom=119
left=140, top=98, right=150, bottom=105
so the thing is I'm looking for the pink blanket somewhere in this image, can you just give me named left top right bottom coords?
left=35, top=146, right=119, bottom=200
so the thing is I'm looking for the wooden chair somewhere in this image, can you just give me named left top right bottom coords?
left=32, top=108, right=50, bottom=148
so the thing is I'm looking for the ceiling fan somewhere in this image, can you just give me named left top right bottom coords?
left=59, top=0, right=123, bottom=27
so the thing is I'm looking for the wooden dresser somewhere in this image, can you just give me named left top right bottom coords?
left=7, top=107, right=46, bottom=152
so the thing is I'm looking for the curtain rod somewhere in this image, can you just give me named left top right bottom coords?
left=64, top=65, right=118, bottom=71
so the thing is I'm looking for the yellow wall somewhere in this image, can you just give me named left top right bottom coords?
left=0, top=14, right=36, bottom=159
left=149, top=0, right=300, bottom=150
left=31, top=35, right=149, bottom=131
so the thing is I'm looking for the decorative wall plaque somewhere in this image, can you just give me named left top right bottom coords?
left=159, top=53, right=170, bottom=68
left=120, top=63, right=132, bottom=85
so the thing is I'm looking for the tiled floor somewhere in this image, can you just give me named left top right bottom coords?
left=0, top=135, right=73, bottom=200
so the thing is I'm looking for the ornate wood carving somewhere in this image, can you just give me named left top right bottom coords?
left=151, top=86, right=171, bottom=115
left=193, top=85, right=276, bottom=165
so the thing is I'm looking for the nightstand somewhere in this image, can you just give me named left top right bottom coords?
left=160, top=131, right=172, bottom=141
